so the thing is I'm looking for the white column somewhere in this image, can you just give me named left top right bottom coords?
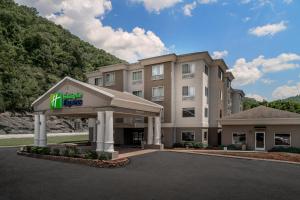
left=147, top=117, right=154, bottom=145
left=154, top=116, right=161, bottom=145
left=96, top=112, right=105, bottom=152
left=104, top=111, right=114, bottom=152
left=39, top=114, right=47, bottom=147
left=89, top=118, right=97, bottom=142
left=34, top=114, right=40, bottom=146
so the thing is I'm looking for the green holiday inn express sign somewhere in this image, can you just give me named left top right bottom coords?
left=50, top=93, right=83, bottom=109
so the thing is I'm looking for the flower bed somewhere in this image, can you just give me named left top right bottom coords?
left=17, top=146, right=129, bottom=168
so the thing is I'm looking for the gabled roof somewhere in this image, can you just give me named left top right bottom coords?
left=221, top=106, right=300, bottom=125
left=32, top=77, right=163, bottom=113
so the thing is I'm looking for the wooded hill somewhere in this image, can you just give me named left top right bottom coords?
left=243, top=95, right=300, bottom=114
left=0, top=0, right=123, bottom=112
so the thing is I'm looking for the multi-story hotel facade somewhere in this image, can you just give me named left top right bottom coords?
left=86, top=52, right=245, bottom=148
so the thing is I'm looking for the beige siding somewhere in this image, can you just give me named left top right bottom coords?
left=222, top=125, right=300, bottom=150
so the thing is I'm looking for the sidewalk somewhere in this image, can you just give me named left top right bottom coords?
left=0, top=132, right=88, bottom=139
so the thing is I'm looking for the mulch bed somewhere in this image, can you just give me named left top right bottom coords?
left=17, top=151, right=130, bottom=168
left=197, top=151, right=300, bottom=163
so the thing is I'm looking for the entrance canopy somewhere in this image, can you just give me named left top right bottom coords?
left=32, top=76, right=163, bottom=117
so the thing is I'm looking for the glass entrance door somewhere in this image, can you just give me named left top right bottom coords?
left=255, top=132, right=265, bottom=150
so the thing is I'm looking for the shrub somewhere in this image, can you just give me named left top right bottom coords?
left=193, top=142, right=203, bottom=149
left=52, top=148, right=60, bottom=156
left=98, top=152, right=112, bottom=160
left=39, top=147, right=51, bottom=155
left=30, top=146, right=39, bottom=154
left=84, top=150, right=98, bottom=159
left=184, top=142, right=194, bottom=148
left=269, top=147, right=300, bottom=154
left=68, top=147, right=79, bottom=157
left=227, top=144, right=241, bottom=150
left=22, top=146, right=32, bottom=153
left=173, top=142, right=184, bottom=148
left=63, top=149, right=70, bottom=157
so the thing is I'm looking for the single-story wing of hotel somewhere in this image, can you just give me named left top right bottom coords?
left=31, top=51, right=300, bottom=157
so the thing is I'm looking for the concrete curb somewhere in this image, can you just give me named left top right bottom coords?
left=166, top=150, right=300, bottom=165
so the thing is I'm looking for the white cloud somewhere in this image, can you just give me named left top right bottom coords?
left=240, top=0, right=251, bottom=4
left=272, top=82, right=300, bottom=99
left=261, top=78, right=275, bottom=85
left=211, top=50, right=228, bottom=59
left=198, top=0, right=217, bottom=4
left=183, top=1, right=197, bottom=16
left=283, top=0, right=293, bottom=4
left=249, top=21, right=287, bottom=37
left=246, top=93, right=266, bottom=102
left=230, top=57, right=263, bottom=86
left=242, top=17, right=251, bottom=22
left=16, top=0, right=167, bottom=62
left=230, top=53, right=300, bottom=86
left=131, top=0, right=182, bottom=13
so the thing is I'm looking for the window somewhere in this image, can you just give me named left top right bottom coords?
left=227, top=79, right=231, bottom=88
left=132, top=90, right=143, bottom=97
left=232, top=133, right=246, bottom=145
left=219, top=110, right=222, bottom=118
left=132, top=71, right=142, bottom=81
left=152, top=86, right=164, bottom=101
left=182, top=63, right=195, bottom=74
left=205, top=87, right=208, bottom=97
left=205, top=108, right=208, bottom=118
left=205, top=65, right=208, bottom=75
left=94, top=77, right=103, bottom=86
left=152, top=65, right=164, bottom=80
left=104, top=72, right=115, bottom=86
left=182, top=108, right=195, bottom=117
left=275, top=133, right=291, bottom=146
left=182, top=131, right=195, bottom=142
left=218, top=66, right=223, bottom=80
left=182, top=86, right=195, bottom=97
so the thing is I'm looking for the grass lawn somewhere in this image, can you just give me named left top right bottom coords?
left=0, top=135, right=88, bottom=147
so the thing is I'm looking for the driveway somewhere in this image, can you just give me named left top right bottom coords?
left=0, top=148, right=299, bottom=200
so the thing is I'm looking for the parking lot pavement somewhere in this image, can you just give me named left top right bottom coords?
left=0, top=148, right=300, bottom=200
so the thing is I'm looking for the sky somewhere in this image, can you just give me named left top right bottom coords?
left=15, top=0, right=300, bottom=101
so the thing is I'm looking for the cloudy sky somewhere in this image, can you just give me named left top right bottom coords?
left=15, top=0, right=300, bottom=101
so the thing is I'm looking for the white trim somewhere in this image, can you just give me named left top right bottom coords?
left=273, top=132, right=292, bottom=147
left=181, top=131, right=195, bottom=142
left=255, top=131, right=265, bottom=151
left=31, top=76, right=115, bottom=107
left=220, top=118, right=300, bottom=125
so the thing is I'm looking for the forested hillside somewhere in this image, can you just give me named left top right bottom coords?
left=0, top=0, right=123, bottom=112
left=243, top=96, right=300, bottom=114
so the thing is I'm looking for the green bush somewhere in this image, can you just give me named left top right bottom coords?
left=22, top=145, right=32, bottom=153
left=30, top=146, right=39, bottom=154
left=269, top=147, right=300, bottom=154
left=173, top=142, right=184, bottom=148
left=227, top=144, right=241, bottom=150
left=193, top=142, right=203, bottom=149
left=184, top=142, right=194, bottom=148
left=68, top=147, right=79, bottom=157
left=63, top=149, right=70, bottom=157
left=98, top=152, right=112, bottom=160
left=39, top=147, right=51, bottom=155
left=84, top=150, right=98, bottom=159
left=52, top=148, right=60, bottom=156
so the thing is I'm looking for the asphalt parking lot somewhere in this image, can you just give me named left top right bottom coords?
left=0, top=148, right=299, bottom=200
